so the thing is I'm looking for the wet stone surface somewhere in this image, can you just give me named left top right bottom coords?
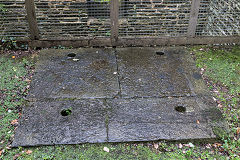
left=107, top=97, right=217, bottom=142
left=116, top=47, right=192, bottom=98
left=13, top=47, right=228, bottom=147
left=27, top=48, right=119, bottom=99
left=12, top=99, right=108, bottom=147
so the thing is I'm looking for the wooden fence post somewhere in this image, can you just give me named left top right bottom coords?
left=110, top=0, right=119, bottom=46
left=25, top=0, right=40, bottom=40
left=187, top=0, right=201, bottom=37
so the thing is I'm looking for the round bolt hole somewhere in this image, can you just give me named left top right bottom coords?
left=67, top=53, right=76, bottom=58
left=61, top=108, right=72, bottom=116
left=156, top=51, right=165, bottom=55
left=175, top=106, right=186, bottom=113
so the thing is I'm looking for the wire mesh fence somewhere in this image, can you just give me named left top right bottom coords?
left=197, top=0, right=240, bottom=36
left=119, top=0, right=192, bottom=37
left=34, top=0, right=111, bottom=39
left=0, top=0, right=240, bottom=43
left=0, top=0, right=29, bottom=39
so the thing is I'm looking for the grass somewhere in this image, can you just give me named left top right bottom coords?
left=0, top=46, right=240, bottom=159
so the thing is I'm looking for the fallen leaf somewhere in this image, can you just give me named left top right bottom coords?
left=236, top=127, right=240, bottom=135
left=13, top=154, right=21, bottom=160
left=11, top=119, right=18, bottom=125
left=213, top=143, right=222, bottom=147
left=26, top=150, right=32, bottom=154
left=153, top=143, right=159, bottom=149
left=103, top=147, right=109, bottom=152
left=206, top=144, right=211, bottom=149
left=188, top=143, right=194, bottom=148
left=217, top=104, right=223, bottom=108
left=25, top=78, right=31, bottom=82
left=6, top=146, right=11, bottom=149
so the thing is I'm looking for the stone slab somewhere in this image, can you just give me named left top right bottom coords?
left=116, top=47, right=210, bottom=98
left=12, top=47, right=228, bottom=147
left=12, top=99, right=108, bottom=147
left=107, top=97, right=224, bottom=142
left=28, top=48, right=119, bottom=100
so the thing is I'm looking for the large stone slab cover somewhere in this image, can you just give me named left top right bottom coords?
left=12, top=47, right=228, bottom=147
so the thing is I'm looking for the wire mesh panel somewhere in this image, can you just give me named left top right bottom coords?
left=196, top=0, right=240, bottom=36
left=0, top=0, right=29, bottom=39
left=119, top=0, right=192, bottom=38
left=34, top=0, right=111, bottom=39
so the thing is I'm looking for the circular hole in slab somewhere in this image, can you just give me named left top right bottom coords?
left=175, top=105, right=186, bottom=113
left=61, top=108, right=72, bottom=116
left=156, top=51, right=165, bottom=55
left=67, top=53, right=76, bottom=58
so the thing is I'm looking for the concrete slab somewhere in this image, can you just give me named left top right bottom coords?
left=12, top=47, right=228, bottom=147
left=27, top=48, right=119, bottom=100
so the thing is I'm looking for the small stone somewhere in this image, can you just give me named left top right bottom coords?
left=153, top=143, right=159, bottom=149
left=179, top=143, right=183, bottom=149
left=73, top=58, right=79, bottom=61
left=103, top=147, right=109, bottom=152
left=113, top=72, right=117, bottom=75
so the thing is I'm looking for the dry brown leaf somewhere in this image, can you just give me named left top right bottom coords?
left=13, top=154, right=21, bottom=160
left=196, top=120, right=200, bottom=124
left=236, top=127, right=240, bottom=135
left=11, top=119, right=18, bottom=125
left=26, top=150, right=32, bottom=154
left=213, top=143, right=222, bottom=147
left=25, top=78, right=31, bottom=83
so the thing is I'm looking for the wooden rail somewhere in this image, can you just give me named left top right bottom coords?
left=28, top=36, right=240, bottom=48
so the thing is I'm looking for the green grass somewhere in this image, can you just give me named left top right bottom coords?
left=0, top=46, right=240, bottom=159
left=0, top=56, right=32, bottom=149
left=192, top=46, right=240, bottom=159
